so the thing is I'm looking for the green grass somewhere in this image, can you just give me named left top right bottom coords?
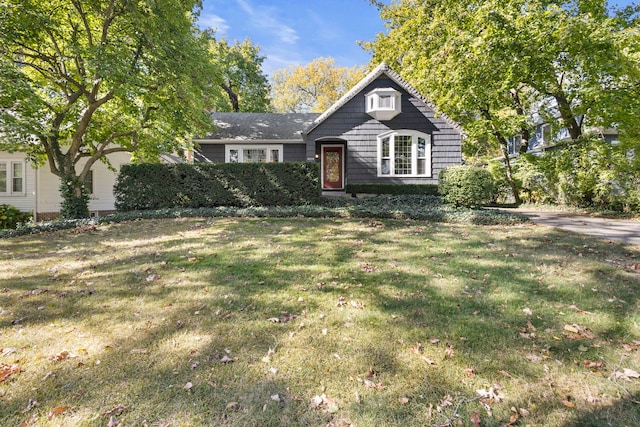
left=1, top=217, right=638, bottom=426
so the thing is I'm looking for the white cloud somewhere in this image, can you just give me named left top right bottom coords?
left=235, top=0, right=299, bottom=45
left=198, top=13, right=230, bottom=34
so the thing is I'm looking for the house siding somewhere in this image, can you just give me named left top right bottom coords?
left=0, top=151, right=36, bottom=214
left=306, top=77, right=462, bottom=186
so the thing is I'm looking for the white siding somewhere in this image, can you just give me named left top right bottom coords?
left=0, top=151, right=131, bottom=218
left=37, top=152, right=131, bottom=215
left=0, top=152, right=36, bottom=214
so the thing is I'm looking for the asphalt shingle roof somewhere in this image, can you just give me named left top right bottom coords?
left=203, top=112, right=320, bottom=140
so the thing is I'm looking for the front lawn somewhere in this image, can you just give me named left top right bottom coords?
left=1, top=217, right=638, bottom=426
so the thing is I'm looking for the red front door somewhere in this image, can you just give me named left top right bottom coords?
left=321, top=145, right=344, bottom=190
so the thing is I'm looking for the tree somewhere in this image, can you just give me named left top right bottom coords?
left=270, top=57, right=367, bottom=113
left=0, top=0, right=219, bottom=218
left=366, top=0, right=640, bottom=203
left=208, top=38, right=271, bottom=113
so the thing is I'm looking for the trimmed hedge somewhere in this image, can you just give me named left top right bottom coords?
left=114, top=162, right=321, bottom=211
left=345, top=183, right=439, bottom=196
left=439, top=165, right=496, bottom=208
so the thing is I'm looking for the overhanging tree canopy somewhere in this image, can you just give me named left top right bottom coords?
left=0, top=0, right=220, bottom=218
left=366, top=0, right=640, bottom=201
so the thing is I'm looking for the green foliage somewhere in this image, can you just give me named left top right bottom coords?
left=438, top=165, right=496, bottom=207
left=0, top=195, right=529, bottom=238
left=345, top=183, right=439, bottom=196
left=209, top=38, right=271, bottom=112
left=0, top=0, right=220, bottom=218
left=0, top=204, right=31, bottom=229
left=367, top=0, right=640, bottom=163
left=515, top=137, right=640, bottom=211
left=59, top=176, right=91, bottom=219
left=114, top=163, right=322, bottom=210
left=486, top=161, right=518, bottom=204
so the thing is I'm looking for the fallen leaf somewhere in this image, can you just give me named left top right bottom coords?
left=470, top=411, right=481, bottom=427
left=0, top=363, right=22, bottom=383
left=623, top=368, right=640, bottom=378
left=107, top=416, right=119, bottom=427
left=399, top=397, right=409, bottom=404
left=220, top=355, right=234, bottom=363
left=561, top=400, right=575, bottom=408
left=49, top=351, right=69, bottom=362
left=523, top=307, right=533, bottom=316
left=422, top=356, right=436, bottom=365
left=498, top=370, right=513, bottom=378
left=564, top=324, right=579, bottom=334
left=183, top=382, right=193, bottom=390
left=49, top=405, right=72, bottom=417
left=102, top=405, right=128, bottom=417
left=271, top=394, right=281, bottom=402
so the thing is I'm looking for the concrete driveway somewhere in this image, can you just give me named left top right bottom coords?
left=508, top=208, right=640, bottom=247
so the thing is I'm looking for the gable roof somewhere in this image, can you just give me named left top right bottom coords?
left=200, top=112, right=320, bottom=141
left=304, top=62, right=464, bottom=134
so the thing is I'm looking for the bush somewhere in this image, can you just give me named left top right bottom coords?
left=438, top=165, right=496, bottom=207
left=0, top=204, right=31, bottom=229
left=345, top=183, right=439, bottom=196
left=114, top=162, right=321, bottom=211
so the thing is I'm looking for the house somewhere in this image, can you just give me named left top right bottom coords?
left=195, top=62, right=464, bottom=191
left=0, top=151, right=131, bottom=221
left=1, top=63, right=463, bottom=219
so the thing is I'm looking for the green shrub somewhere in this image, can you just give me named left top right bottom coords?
left=438, top=165, right=496, bottom=207
left=0, top=204, right=31, bottom=229
left=114, top=162, right=321, bottom=211
left=345, top=183, right=439, bottom=196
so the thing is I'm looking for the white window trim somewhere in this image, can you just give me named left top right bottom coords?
left=225, top=144, right=284, bottom=163
left=376, top=130, right=432, bottom=178
left=0, top=160, right=26, bottom=196
left=365, top=87, right=402, bottom=121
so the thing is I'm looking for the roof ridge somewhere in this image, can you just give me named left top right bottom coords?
left=304, top=62, right=464, bottom=134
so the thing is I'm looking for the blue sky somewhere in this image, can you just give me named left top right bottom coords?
left=199, top=0, right=638, bottom=76
left=199, top=0, right=382, bottom=75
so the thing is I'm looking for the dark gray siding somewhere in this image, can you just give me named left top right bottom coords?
left=305, top=77, right=462, bottom=185
left=195, top=143, right=306, bottom=163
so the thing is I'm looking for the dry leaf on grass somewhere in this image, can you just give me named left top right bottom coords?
left=613, top=368, right=640, bottom=381
left=0, top=363, right=22, bottom=382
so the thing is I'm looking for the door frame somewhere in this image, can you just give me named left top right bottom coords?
left=320, top=144, right=345, bottom=190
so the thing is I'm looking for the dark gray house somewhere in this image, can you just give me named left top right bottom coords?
left=194, top=63, right=463, bottom=191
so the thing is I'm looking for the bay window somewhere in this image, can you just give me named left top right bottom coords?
left=377, top=131, right=431, bottom=177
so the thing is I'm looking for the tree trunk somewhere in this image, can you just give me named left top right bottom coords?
left=554, top=91, right=582, bottom=140
left=481, top=108, right=522, bottom=204
left=59, top=174, right=90, bottom=219
left=510, top=89, right=531, bottom=154
left=221, top=82, right=240, bottom=112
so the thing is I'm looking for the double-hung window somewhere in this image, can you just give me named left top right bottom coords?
left=0, top=161, right=25, bottom=195
left=226, top=145, right=283, bottom=163
left=377, top=131, right=431, bottom=177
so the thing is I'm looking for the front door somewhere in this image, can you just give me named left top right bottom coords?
left=321, top=145, right=344, bottom=190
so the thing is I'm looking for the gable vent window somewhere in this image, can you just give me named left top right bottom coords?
left=365, top=88, right=401, bottom=121
left=377, top=130, right=431, bottom=177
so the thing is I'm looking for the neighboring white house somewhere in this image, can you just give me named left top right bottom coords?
left=0, top=151, right=131, bottom=220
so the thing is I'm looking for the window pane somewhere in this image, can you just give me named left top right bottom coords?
left=379, top=95, right=392, bottom=108
left=229, top=149, right=239, bottom=163
left=83, top=170, right=93, bottom=194
left=381, top=159, right=390, bottom=175
left=417, top=159, right=426, bottom=175
left=381, top=137, right=390, bottom=158
left=270, top=149, right=280, bottom=163
left=12, top=163, right=23, bottom=193
left=243, top=149, right=266, bottom=163
left=0, top=163, right=6, bottom=192
left=394, top=135, right=412, bottom=175
left=417, top=137, right=426, bottom=158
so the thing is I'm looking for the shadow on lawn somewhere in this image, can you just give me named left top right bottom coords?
left=0, top=218, right=638, bottom=426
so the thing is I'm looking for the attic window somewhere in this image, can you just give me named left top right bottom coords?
left=365, top=88, right=401, bottom=121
